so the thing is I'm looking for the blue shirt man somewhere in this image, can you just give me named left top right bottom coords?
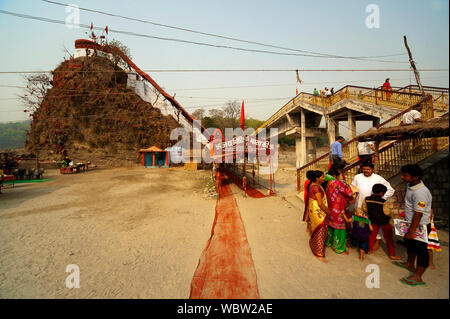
left=331, top=136, right=344, bottom=159
left=331, top=136, right=345, bottom=167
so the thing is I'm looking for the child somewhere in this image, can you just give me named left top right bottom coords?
left=350, top=208, right=372, bottom=261
left=428, top=209, right=441, bottom=269
left=362, top=184, right=400, bottom=260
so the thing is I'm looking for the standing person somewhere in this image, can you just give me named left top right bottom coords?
left=357, top=134, right=377, bottom=172
left=303, top=170, right=330, bottom=263
left=313, top=88, right=319, bottom=103
left=427, top=209, right=441, bottom=269
left=361, top=183, right=401, bottom=260
left=351, top=208, right=373, bottom=261
left=351, top=162, right=395, bottom=212
left=325, top=166, right=353, bottom=255
left=382, top=78, right=393, bottom=100
left=351, top=162, right=395, bottom=250
left=330, top=88, right=335, bottom=95
left=331, top=136, right=346, bottom=168
left=394, top=164, right=432, bottom=286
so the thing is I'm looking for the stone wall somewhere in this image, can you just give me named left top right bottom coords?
left=387, top=155, right=449, bottom=229
left=422, top=155, right=449, bottom=228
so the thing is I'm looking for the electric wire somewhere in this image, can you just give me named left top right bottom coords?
left=0, top=9, right=409, bottom=63
left=42, top=0, right=408, bottom=62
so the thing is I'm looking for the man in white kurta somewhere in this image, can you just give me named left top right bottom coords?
left=351, top=163, right=395, bottom=210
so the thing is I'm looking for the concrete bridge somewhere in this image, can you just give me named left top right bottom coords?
left=257, top=85, right=448, bottom=168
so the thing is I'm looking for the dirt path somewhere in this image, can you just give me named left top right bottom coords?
left=0, top=167, right=215, bottom=298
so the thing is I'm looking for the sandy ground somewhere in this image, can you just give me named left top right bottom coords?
left=0, top=166, right=448, bottom=299
left=0, top=167, right=215, bottom=298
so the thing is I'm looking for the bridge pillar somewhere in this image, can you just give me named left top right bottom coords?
left=348, top=110, right=356, bottom=140
left=327, top=118, right=337, bottom=145
left=296, top=109, right=307, bottom=168
left=307, top=137, right=317, bottom=162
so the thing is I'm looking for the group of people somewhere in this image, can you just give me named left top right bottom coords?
left=313, top=87, right=335, bottom=98
left=302, top=162, right=440, bottom=286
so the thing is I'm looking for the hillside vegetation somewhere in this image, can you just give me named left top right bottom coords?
left=0, top=120, right=29, bottom=150
left=25, top=55, right=180, bottom=166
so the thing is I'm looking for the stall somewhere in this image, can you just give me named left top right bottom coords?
left=139, top=146, right=169, bottom=168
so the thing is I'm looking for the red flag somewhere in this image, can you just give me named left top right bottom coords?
left=296, top=88, right=298, bottom=95
left=105, top=26, right=108, bottom=34
left=90, top=22, right=93, bottom=30
left=240, top=100, right=245, bottom=131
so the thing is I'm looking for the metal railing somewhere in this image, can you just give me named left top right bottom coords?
left=256, top=84, right=447, bottom=134
left=296, top=96, right=439, bottom=192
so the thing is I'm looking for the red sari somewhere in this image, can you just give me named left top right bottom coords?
left=304, top=184, right=329, bottom=257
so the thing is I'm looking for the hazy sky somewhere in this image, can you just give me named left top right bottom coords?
left=0, top=0, right=449, bottom=131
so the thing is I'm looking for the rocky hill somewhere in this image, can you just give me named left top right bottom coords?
left=25, top=55, right=180, bottom=166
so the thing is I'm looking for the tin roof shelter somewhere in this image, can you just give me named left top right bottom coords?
left=139, top=146, right=169, bottom=168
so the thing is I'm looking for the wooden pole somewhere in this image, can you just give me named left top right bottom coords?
left=403, top=36, right=425, bottom=96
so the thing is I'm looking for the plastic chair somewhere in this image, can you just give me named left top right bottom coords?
left=18, top=168, right=26, bottom=180
left=26, top=168, right=35, bottom=180
left=35, top=168, right=45, bottom=179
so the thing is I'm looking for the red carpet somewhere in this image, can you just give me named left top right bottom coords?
left=189, top=179, right=260, bottom=299
left=223, top=171, right=268, bottom=198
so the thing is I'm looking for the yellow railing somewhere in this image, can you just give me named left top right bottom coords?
left=257, top=84, right=448, bottom=134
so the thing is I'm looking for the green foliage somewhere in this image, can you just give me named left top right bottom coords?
left=316, top=135, right=329, bottom=147
left=279, top=136, right=295, bottom=147
left=245, top=118, right=264, bottom=130
left=0, top=120, right=30, bottom=149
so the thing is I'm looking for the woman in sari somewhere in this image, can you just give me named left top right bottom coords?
left=325, top=166, right=353, bottom=255
left=304, top=170, right=330, bottom=263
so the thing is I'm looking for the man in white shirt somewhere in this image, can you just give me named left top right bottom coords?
left=351, top=162, right=395, bottom=250
left=401, top=105, right=423, bottom=125
left=351, top=162, right=395, bottom=210
left=397, top=164, right=432, bottom=286
left=357, top=140, right=376, bottom=167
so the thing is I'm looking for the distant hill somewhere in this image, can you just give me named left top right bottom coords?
left=0, top=120, right=30, bottom=149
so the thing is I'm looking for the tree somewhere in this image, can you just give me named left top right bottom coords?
left=245, top=118, right=264, bottom=130
left=20, top=74, right=52, bottom=113
left=106, top=39, right=132, bottom=69
left=192, top=108, right=206, bottom=121
left=222, top=100, right=240, bottom=128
